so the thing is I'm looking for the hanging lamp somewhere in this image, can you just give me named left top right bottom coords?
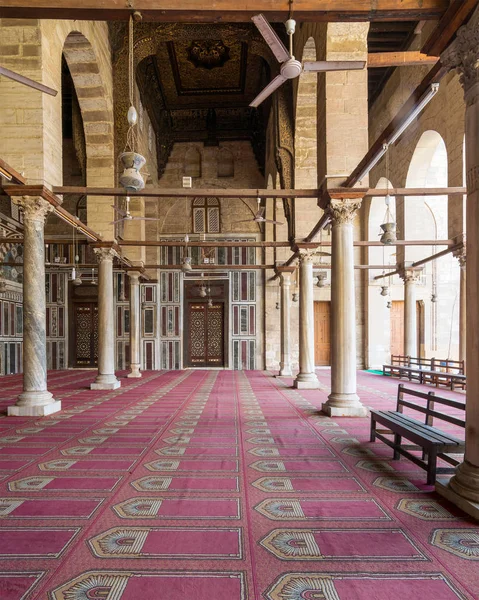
left=379, top=146, right=397, bottom=245
left=119, top=15, right=146, bottom=193
left=182, top=234, right=192, bottom=272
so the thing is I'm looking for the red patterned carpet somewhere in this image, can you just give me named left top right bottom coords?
left=0, top=369, right=477, bottom=599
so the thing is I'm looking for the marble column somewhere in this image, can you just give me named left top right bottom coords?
left=436, top=11, right=479, bottom=518
left=127, top=271, right=142, bottom=378
left=91, top=247, right=121, bottom=390
left=8, top=196, right=61, bottom=416
left=294, top=250, right=319, bottom=389
left=401, top=269, right=419, bottom=358
left=322, top=199, right=366, bottom=417
left=278, top=269, right=293, bottom=377
left=456, top=252, right=467, bottom=367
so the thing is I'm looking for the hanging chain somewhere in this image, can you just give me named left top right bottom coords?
left=124, top=15, right=137, bottom=153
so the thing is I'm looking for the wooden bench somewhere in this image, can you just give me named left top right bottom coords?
left=383, top=355, right=466, bottom=391
left=370, top=384, right=465, bottom=484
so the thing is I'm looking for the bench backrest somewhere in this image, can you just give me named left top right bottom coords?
left=391, top=355, right=410, bottom=366
left=391, top=356, right=465, bottom=375
left=396, top=383, right=466, bottom=430
left=431, top=358, right=465, bottom=375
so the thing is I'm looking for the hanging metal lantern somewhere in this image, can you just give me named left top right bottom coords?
left=431, top=292, right=438, bottom=303
left=380, top=285, right=389, bottom=297
left=316, top=272, right=327, bottom=288
left=387, top=301, right=392, bottom=309
left=199, top=284, right=207, bottom=297
left=292, top=292, right=298, bottom=303
left=275, top=302, right=280, bottom=310
left=207, top=297, right=213, bottom=308
left=182, top=256, right=192, bottom=273
left=119, top=151, right=146, bottom=192
left=379, top=194, right=397, bottom=245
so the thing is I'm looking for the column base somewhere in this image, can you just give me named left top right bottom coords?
left=8, top=395, right=61, bottom=417
left=293, top=374, right=320, bottom=389
left=278, top=366, right=292, bottom=377
left=127, top=365, right=142, bottom=379
left=436, top=478, right=479, bottom=521
left=91, top=374, right=121, bottom=390
left=322, top=393, right=367, bottom=417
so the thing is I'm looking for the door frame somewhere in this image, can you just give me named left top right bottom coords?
left=68, top=282, right=99, bottom=368
left=183, top=279, right=229, bottom=368
left=314, top=300, right=331, bottom=366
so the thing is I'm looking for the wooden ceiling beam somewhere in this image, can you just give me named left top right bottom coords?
left=367, top=52, right=439, bottom=68
left=0, top=0, right=448, bottom=22
left=422, top=0, right=478, bottom=56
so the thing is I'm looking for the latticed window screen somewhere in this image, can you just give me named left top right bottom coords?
left=193, top=198, right=221, bottom=233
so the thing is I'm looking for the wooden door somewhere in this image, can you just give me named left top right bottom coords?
left=73, top=303, right=98, bottom=367
left=390, top=301, right=404, bottom=357
left=187, top=302, right=224, bottom=367
left=314, top=301, right=331, bottom=366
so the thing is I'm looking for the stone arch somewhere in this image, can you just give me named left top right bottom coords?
left=62, top=31, right=116, bottom=238
left=405, top=130, right=459, bottom=358
left=62, top=32, right=115, bottom=184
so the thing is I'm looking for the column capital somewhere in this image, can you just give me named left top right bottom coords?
left=326, top=198, right=362, bottom=225
left=399, top=268, right=421, bottom=284
left=297, top=249, right=316, bottom=265
left=93, top=246, right=120, bottom=264
left=128, top=270, right=142, bottom=283
left=13, top=196, right=53, bottom=223
left=453, top=245, right=467, bottom=269
left=441, top=7, right=479, bottom=96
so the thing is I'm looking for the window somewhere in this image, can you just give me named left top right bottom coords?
left=192, top=197, right=221, bottom=234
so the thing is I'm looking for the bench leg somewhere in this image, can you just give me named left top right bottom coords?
left=370, top=418, right=377, bottom=443
left=426, top=448, right=437, bottom=485
left=393, top=433, right=401, bottom=460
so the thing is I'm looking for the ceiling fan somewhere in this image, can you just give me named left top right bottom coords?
left=233, top=198, right=284, bottom=227
left=250, top=14, right=366, bottom=107
left=110, top=196, right=161, bottom=225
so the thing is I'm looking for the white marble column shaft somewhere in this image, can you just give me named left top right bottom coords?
left=294, top=252, right=319, bottom=389
left=127, top=272, right=142, bottom=378
left=8, top=197, right=61, bottom=416
left=91, top=248, right=120, bottom=390
left=403, top=271, right=418, bottom=357
left=458, top=257, right=466, bottom=367
left=436, top=12, right=479, bottom=516
left=279, top=272, right=292, bottom=377
left=322, top=200, right=366, bottom=417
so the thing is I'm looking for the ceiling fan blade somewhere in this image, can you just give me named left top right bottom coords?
left=249, top=73, right=287, bottom=108
left=111, top=205, right=127, bottom=217
left=110, top=219, right=125, bottom=225
left=259, top=206, right=266, bottom=217
left=252, top=14, right=290, bottom=64
left=303, top=60, right=366, bottom=72
left=0, top=65, right=58, bottom=96
left=233, top=219, right=256, bottom=224
left=262, top=219, right=284, bottom=225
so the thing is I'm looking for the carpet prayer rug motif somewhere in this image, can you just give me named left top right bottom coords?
left=0, top=368, right=477, bottom=599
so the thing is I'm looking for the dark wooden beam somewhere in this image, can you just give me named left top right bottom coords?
left=0, top=157, right=26, bottom=185
left=51, top=186, right=321, bottom=199
left=0, top=0, right=448, bottom=22
left=0, top=65, right=57, bottom=97
left=422, top=0, right=478, bottom=56
left=345, top=61, right=447, bottom=187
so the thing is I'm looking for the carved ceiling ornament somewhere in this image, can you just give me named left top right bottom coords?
left=326, top=199, right=362, bottom=226
left=441, top=7, right=479, bottom=96
left=13, top=196, right=53, bottom=224
left=187, top=40, right=231, bottom=70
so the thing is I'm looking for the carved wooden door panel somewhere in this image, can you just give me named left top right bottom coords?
left=390, top=300, right=404, bottom=357
left=188, top=302, right=224, bottom=367
left=314, top=301, right=331, bottom=366
left=73, top=303, right=98, bottom=367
